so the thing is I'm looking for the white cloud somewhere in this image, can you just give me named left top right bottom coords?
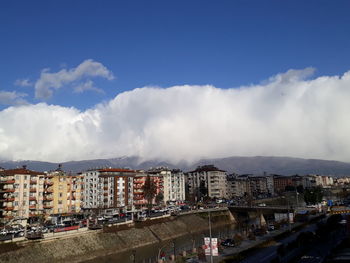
left=0, top=91, right=28, bottom=106
left=73, top=80, right=104, bottom=94
left=34, top=59, right=114, bottom=99
left=1, top=68, right=350, bottom=163
left=14, top=79, right=32, bottom=87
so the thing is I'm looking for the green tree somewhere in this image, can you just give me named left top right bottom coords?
left=142, top=175, right=157, bottom=215
left=304, top=186, right=323, bottom=205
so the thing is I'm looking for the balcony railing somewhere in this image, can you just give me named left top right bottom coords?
left=45, top=187, right=53, bottom=193
left=29, top=197, right=36, bottom=201
left=0, top=180, right=15, bottom=184
left=4, top=207, right=14, bottom=211
left=29, top=188, right=37, bottom=192
left=43, top=196, right=53, bottom=201
left=1, top=189, right=15, bottom=193
left=30, top=180, right=37, bottom=184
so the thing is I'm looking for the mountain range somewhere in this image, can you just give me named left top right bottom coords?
left=1, top=156, right=350, bottom=176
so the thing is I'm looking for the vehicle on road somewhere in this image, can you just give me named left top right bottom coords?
left=220, top=238, right=235, bottom=247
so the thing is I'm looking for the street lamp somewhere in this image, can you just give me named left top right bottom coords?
left=208, top=211, right=213, bottom=263
left=171, top=239, right=177, bottom=261
left=131, top=249, right=136, bottom=263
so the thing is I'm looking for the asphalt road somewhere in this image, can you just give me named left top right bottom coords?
left=225, top=223, right=320, bottom=263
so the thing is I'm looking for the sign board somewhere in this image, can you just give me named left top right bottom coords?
left=288, top=212, right=294, bottom=223
left=204, top=237, right=218, bottom=256
left=204, top=237, right=211, bottom=255
left=211, top=238, right=218, bottom=256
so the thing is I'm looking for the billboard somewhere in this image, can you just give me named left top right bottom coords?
left=204, top=237, right=218, bottom=256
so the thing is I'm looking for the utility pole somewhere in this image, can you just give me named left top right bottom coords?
left=287, top=197, right=291, bottom=232
left=295, top=189, right=299, bottom=207
left=208, top=211, right=213, bottom=263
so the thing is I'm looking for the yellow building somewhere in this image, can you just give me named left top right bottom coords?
left=45, top=168, right=83, bottom=215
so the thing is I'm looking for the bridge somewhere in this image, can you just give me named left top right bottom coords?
left=228, top=205, right=295, bottom=214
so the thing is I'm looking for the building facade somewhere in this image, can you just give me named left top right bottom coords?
left=0, top=166, right=45, bottom=221
left=81, top=168, right=136, bottom=210
left=186, top=165, right=228, bottom=199
left=45, top=168, right=83, bottom=215
left=147, top=168, right=185, bottom=204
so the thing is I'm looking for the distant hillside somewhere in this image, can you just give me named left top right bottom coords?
left=1, top=156, right=350, bottom=176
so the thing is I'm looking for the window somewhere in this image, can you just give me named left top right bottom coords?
left=59, top=185, right=63, bottom=190
left=23, top=184, right=27, bottom=189
left=58, top=200, right=62, bottom=204
left=59, top=192, right=63, bottom=197
left=14, top=201, right=18, bottom=206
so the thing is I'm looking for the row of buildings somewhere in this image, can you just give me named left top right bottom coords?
left=0, top=164, right=348, bottom=222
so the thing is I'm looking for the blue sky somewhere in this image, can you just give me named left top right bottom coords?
left=1, top=0, right=350, bottom=109
left=1, top=0, right=350, bottom=163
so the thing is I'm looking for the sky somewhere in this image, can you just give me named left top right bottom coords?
left=0, top=0, right=350, bottom=163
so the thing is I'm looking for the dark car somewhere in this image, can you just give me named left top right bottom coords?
left=253, top=228, right=265, bottom=236
left=221, top=238, right=235, bottom=247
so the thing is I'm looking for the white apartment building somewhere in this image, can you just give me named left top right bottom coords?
left=81, top=168, right=135, bottom=210
left=186, top=165, right=228, bottom=199
left=147, top=168, right=185, bottom=203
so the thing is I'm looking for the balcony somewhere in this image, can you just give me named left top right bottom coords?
left=29, top=197, right=37, bottom=201
left=30, top=180, right=37, bottom=184
left=6, top=197, right=15, bottom=202
left=29, top=188, right=37, bottom=192
left=103, top=187, right=108, bottom=190
left=29, top=213, right=37, bottom=217
left=4, top=207, right=14, bottom=211
left=43, top=196, right=53, bottom=201
left=103, top=193, right=108, bottom=196
left=1, top=189, right=15, bottom=193
left=43, top=205, right=53, bottom=209
left=45, top=187, right=53, bottom=193
left=0, top=179, right=15, bottom=184
left=134, top=180, right=144, bottom=184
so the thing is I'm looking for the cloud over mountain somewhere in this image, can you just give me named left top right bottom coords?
left=1, top=68, right=350, bottom=163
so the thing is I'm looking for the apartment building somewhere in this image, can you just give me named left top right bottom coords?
left=45, top=167, right=83, bottom=214
left=186, top=165, right=228, bottom=199
left=81, top=168, right=136, bottom=210
left=227, top=174, right=250, bottom=198
left=147, top=168, right=185, bottom=203
left=0, top=166, right=45, bottom=221
left=133, top=172, right=164, bottom=208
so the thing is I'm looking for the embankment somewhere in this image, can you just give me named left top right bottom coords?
left=0, top=209, right=234, bottom=263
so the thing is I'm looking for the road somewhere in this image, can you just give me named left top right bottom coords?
left=218, top=220, right=321, bottom=263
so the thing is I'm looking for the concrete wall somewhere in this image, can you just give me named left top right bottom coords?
left=0, top=210, right=234, bottom=263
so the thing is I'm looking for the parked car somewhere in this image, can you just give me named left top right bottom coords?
left=253, top=228, right=265, bottom=236
left=220, top=238, right=235, bottom=247
left=268, top=225, right=275, bottom=231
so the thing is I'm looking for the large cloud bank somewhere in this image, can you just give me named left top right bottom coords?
left=1, top=68, right=350, bottom=163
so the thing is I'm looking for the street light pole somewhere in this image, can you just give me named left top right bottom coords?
left=208, top=211, right=213, bottom=263
left=287, top=197, right=291, bottom=232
